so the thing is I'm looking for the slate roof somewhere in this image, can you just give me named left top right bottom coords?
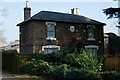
left=17, top=11, right=106, bottom=26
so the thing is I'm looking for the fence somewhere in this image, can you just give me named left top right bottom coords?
left=2, top=50, right=19, bottom=73
left=104, top=57, right=120, bottom=72
left=2, top=51, right=37, bottom=74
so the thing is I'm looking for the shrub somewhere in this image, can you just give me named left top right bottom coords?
left=43, top=50, right=71, bottom=64
left=19, top=49, right=103, bottom=79
left=19, top=60, right=52, bottom=76
left=33, top=60, right=51, bottom=76
left=19, top=62, right=35, bottom=74
left=72, top=49, right=103, bottom=72
left=55, top=49, right=103, bottom=72
left=2, top=50, right=18, bottom=54
left=63, top=53, right=77, bottom=64
left=44, top=52, right=64, bottom=65
left=47, top=64, right=69, bottom=80
left=101, top=71, right=120, bottom=80
left=28, top=53, right=46, bottom=61
left=65, top=69, right=96, bottom=80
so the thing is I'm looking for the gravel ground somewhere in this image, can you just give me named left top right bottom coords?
left=1, top=73, right=16, bottom=80
left=1, top=73, right=46, bottom=80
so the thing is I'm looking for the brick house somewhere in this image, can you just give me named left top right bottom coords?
left=17, top=2, right=106, bottom=56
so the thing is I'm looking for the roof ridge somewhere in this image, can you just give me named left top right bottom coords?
left=40, top=10, right=85, bottom=17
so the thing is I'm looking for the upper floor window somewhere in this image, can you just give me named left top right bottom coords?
left=46, top=22, right=56, bottom=40
left=87, top=25, right=95, bottom=40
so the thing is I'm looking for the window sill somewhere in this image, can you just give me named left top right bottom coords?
left=46, top=37, right=57, bottom=40
left=87, top=38, right=95, bottom=41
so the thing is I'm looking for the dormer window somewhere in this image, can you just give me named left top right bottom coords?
left=87, top=25, right=95, bottom=40
left=46, top=22, right=56, bottom=40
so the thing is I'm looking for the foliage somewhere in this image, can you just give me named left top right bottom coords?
left=27, top=53, right=46, bottom=61
left=61, top=49, right=103, bottom=72
left=19, top=62, right=35, bottom=74
left=33, top=60, right=51, bottom=76
left=74, top=50, right=103, bottom=72
left=101, top=71, right=120, bottom=80
left=3, top=49, right=120, bottom=80
left=19, top=60, right=52, bottom=76
left=2, top=50, right=18, bottom=54
left=65, top=69, right=96, bottom=80
left=19, top=49, right=103, bottom=80
left=47, top=64, right=70, bottom=80
left=103, top=7, right=120, bottom=19
left=63, top=53, right=77, bottom=64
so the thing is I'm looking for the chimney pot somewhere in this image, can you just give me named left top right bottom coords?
left=26, top=1, right=29, bottom=8
left=71, top=8, right=79, bottom=15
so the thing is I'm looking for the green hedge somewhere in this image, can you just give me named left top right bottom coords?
left=101, top=71, right=120, bottom=80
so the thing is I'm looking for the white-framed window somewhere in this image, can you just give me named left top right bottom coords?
left=42, top=45, right=60, bottom=54
left=46, top=22, right=56, bottom=40
left=87, top=25, right=95, bottom=40
left=85, top=45, right=98, bottom=56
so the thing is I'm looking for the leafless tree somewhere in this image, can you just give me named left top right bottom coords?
left=0, top=1, right=7, bottom=47
left=0, top=30, right=6, bottom=46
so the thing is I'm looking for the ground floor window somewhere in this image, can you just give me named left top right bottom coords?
left=42, top=45, right=60, bottom=54
left=85, top=45, right=98, bottom=56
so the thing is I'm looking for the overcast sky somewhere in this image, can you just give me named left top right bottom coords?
left=0, top=0, right=119, bottom=45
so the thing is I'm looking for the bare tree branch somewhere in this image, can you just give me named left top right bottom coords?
left=0, top=1, right=7, bottom=46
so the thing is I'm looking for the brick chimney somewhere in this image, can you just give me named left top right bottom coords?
left=24, top=1, right=31, bottom=20
left=71, top=8, right=79, bottom=15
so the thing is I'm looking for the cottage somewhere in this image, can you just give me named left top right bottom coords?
left=17, top=2, right=106, bottom=56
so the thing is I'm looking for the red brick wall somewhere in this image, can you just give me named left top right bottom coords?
left=20, top=20, right=104, bottom=55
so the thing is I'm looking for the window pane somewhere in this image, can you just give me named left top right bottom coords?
left=44, top=48, right=48, bottom=54
left=91, top=49, right=97, bottom=56
left=47, top=25, right=55, bottom=38
left=88, top=28, right=94, bottom=39
left=44, top=48, right=58, bottom=54
left=47, top=25, right=55, bottom=31
left=86, top=48, right=97, bottom=56
left=47, top=32, right=55, bottom=38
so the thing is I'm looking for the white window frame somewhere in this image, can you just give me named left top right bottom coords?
left=46, top=22, right=56, bottom=40
left=42, top=45, right=60, bottom=54
left=85, top=45, right=98, bottom=56
left=87, top=25, right=95, bottom=41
